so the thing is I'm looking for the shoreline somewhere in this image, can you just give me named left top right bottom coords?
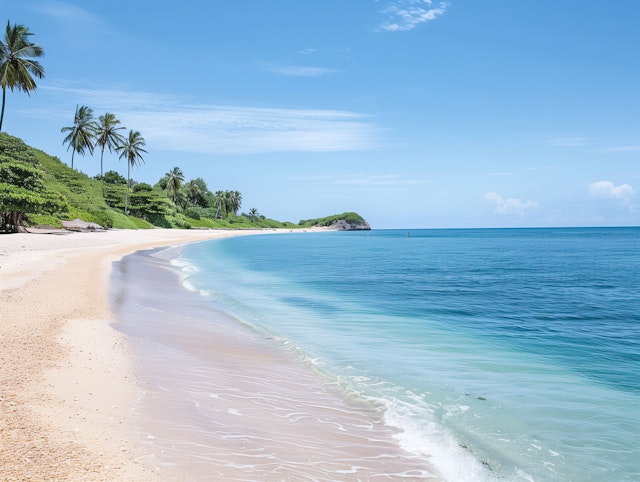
left=0, top=228, right=276, bottom=480
left=1, top=226, right=440, bottom=480
left=110, top=243, right=441, bottom=480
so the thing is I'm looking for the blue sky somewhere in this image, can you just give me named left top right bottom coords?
left=3, top=1, right=639, bottom=228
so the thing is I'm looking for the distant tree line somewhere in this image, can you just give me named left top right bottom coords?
left=59, top=106, right=264, bottom=223
left=95, top=164, right=254, bottom=224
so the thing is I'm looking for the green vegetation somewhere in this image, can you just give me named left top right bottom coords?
left=298, top=212, right=368, bottom=228
left=116, top=129, right=147, bottom=214
left=0, top=21, right=45, bottom=132
left=0, top=133, right=364, bottom=233
left=61, top=105, right=96, bottom=169
left=0, top=20, right=368, bottom=233
left=95, top=112, right=125, bottom=178
left=0, top=155, right=68, bottom=231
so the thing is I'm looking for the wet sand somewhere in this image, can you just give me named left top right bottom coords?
left=111, top=247, right=441, bottom=480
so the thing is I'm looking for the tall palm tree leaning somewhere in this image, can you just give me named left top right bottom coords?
left=116, top=130, right=147, bottom=214
left=0, top=21, right=45, bottom=132
left=61, top=105, right=96, bottom=169
left=95, top=112, right=125, bottom=178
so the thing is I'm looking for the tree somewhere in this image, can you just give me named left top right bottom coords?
left=128, top=182, right=171, bottom=219
left=116, top=130, right=147, bottom=214
left=95, top=112, right=125, bottom=178
left=163, top=166, right=184, bottom=205
left=0, top=155, right=68, bottom=232
left=248, top=207, right=259, bottom=222
left=0, top=21, right=45, bottom=132
left=183, top=178, right=206, bottom=208
left=61, top=105, right=96, bottom=170
left=226, top=190, right=242, bottom=216
left=213, top=190, right=226, bottom=218
left=98, top=169, right=127, bottom=185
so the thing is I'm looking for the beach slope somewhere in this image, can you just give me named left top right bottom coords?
left=0, top=228, right=261, bottom=480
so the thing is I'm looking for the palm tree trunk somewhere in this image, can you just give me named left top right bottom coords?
left=0, top=87, right=6, bottom=132
left=126, top=161, right=130, bottom=214
left=71, top=149, right=75, bottom=170
left=100, top=146, right=105, bottom=177
left=100, top=147, right=105, bottom=196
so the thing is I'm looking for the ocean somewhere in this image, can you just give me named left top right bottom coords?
left=112, top=227, right=640, bottom=481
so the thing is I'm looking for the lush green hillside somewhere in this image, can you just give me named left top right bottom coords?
left=0, top=133, right=368, bottom=232
left=1, top=133, right=154, bottom=229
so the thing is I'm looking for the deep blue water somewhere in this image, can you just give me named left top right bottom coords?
left=176, top=227, right=640, bottom=481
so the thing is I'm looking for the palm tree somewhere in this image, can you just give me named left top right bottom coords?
left=61, top=105, right=96, bottom=169
left=248, top=208, right=259, bottom=222
left=0, top=21, right=45, bottom=132
left=183, top=179, right=204, bottom=208
left=116, top=130, right=147, bottom=214
left=226, top=190, right=242, bottom=216
left=188, top=177, right=209, bottom=207
left=95, top=112, right=125, bottom=178
left=163, top=167, right=184, bottom=205
left=213, top=190, right=226, bottom=219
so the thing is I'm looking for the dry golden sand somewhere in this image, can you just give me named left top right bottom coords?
left=0, top=228, right=269, bottom=481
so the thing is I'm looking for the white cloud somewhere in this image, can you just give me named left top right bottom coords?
left=291, top=173, right=430, bottom=187
left=34, top=1, right=112, bottom=33
left=265, top=64, right=338, bottom=77
left=547, top=135, right=589, bottom=147
left=588, top=181, right=635, bottom=201
left=484, top=192, right=541, bottom=215
left=601, top=145, right=640, bottom=152
left=42, top=84, right=180, bottom=110
left=334, top=173, right=430, bottom=186
left=34, top=83, right=380, bottom=155
left=379, top=0, right=447, bottom=32
left=486, top=172, right=514, bottom=177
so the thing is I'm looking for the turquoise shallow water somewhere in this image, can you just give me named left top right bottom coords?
left=176, top=227, right=640, bottom=481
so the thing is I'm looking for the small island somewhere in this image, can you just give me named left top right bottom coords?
left=299, top=212, right=371, bottom=231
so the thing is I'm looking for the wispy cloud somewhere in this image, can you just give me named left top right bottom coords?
left=486, top=172, right=514, bottom=177
left=379, top=0, right=447, bottom=32
left=42, top=84, right=181, bottom=110
left=588, top=181, right=634, bottom=201
left=264, top=63, right=338, bottom=77
left=291, top=173, right=429, bottom=186
left=35, top=82, right=379, bottom=155
left=547, top=135, right=589, bottom=147
left=334, top=173, right=430, bottom=186
left=601, top=145, right=640, bottom=152
left=484, top=192, right=540, bottom=215
left=33, top=1, right=112, bottom=34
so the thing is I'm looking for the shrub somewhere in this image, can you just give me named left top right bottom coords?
left=184, top=207, right=201, bottom=220
left=88, top=210, right=114, bottom=229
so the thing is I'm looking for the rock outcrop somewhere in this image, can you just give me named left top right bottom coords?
left=329, top=218, right=371, bottom=231
left=61, top=218, right=105, bottom=231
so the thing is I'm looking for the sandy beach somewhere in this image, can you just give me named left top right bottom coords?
left=0, top=228, right=266, bottom=480
left=1, top=227, right=441, bottom=481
